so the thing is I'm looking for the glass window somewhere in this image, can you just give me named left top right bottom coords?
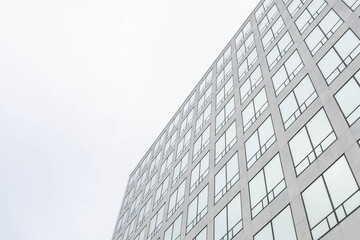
left=217, top=46, right=232, bottom=72
left=137, top=197, right=152, bottom=229
left=249, top=154, right=286, bottom=218
left=215, top=121, right=238, bottom=164
left=115, top=211, right=127, bottom=234
left=255, top=0, right=274, bottom=22
left=141, top=150, right=152, bottom=172
left=214, top=152, right=240, bottom=203
left=186, top=185, right=209, bottom=233
left=288, top=0, right=307, bottom=17
left=318, top=29, right=360, bottom=85
left=144, top=172, right=157, bottom=199
left=217, top=61, right=233, bottom=88
left=279, top=75, right=318, bottom=129
left=180, top=108, right=194, bottom=136
left=214, top=192, right=243, bottom=240
left=172, top=151, right=189, bottom=186
left=242, top=88, right=269, bottom=132
left=154, top=176, right=170, bottom=208
left=168, top=112, right=180, bottom=136
left=258, top=4, right=279, bottom=34
left=154, top=132, right=165, bottom=154
left=164, top=214, right=182, bottom=240
left=239, top=65, right=263, bottom=104
left=237, top=33, right=255, bottom=62
left=238, top=48, right=258, bottom=81
left=342, top=0, right=360, bottom=10
left=289, top=108, right=336, bottom=175
left=136, top=171, right=146, bottom=193
left=195, top=103, right=212, bottom=135
left=149, top=152, right=162, bottom=175
left=183, top=92, right=196, bottom=116
left=123, top=219, right=135, bottom=240
left=193, top=227, right=207, bottom=240
left=134, top=227, right=146, bottom=240
left=235, top=21, right=252, bottom=47
left=129, top=192, right=142, bottom=218
left=129, top=167, right=139, bottom=187
left=335, top=71, right=360, bottom=125
left=216, top=77, right=234, bottom=109
left=216, top=96, right=235, bottom=134
left=193, top=125, right=211, bottom=160
left=245, top=116, right=276, bottom=169
left=272, top=50, right=304, bottom=96
left=159, top=151, right=174, bottom=180
left=199, top=70, right=213, bottom=95
left=266, top=32, right=293, bottom=70
left=295, top=0, right=327, bottom=34
left=176, top=129, right=191, bottom=157
left=254, top=205, right=297, bottom=240
left=190, top=151, right=210, bottom=193
left=302, top=155, right=360, bottom=240
left=165, top=131, right=177, bottom=154
left=148, top=204, right=165, bottom=239
left=198, top=85, right=212, bottom=112
left=262, top=17, right=285, bottom=50
left=305, top=10, right=343, bottom=56
left=168, top=179, right=186, bottom=219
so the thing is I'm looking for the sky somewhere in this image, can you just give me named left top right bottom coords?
left=0, top=0, right=258, bottom=239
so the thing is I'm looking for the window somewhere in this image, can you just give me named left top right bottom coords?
left=177, top=128, right=191, bottom=157
left=245, top=116, right=276, bottom=169
left=144, top=173, right=157, bottom=199
left=302, top=156, right=360, bottom=240
left=149, top=152, right=161, bottom=174
left=148, top=204, right=165, bottom=239
left=334, top=71, right=360, bottom=125
left=318, top=29, right=360, bottom=85
left=164, top=214, right=182, bottom=240
left=199, top=70, right=213, bottom=95
left=168, top=179, right=186, bottom=218
left=136, top=171, right=146, bottom=192
left=288, top=0, right=307, bottom=17
left=154, top=176, right=169, bottom=208
left=215, top=121, right=237, bottom=165
left=217, top=46, right=232, bottom=72
left=137, top=197, right=152, bottom=228
left=193, top=125, right=211, bottom=159
left=242, top=88, right=268, bottom=132
left=123, top=219, right=135, bottom=240
left=258, top=4, right=279, bottom=34
left=249, top=154, right=286, bottom=218
left=236, top=33, right=255, bottom=62
left=295, top=0, right=327, bottom=34
left=168, top=112, right=180, bottom=135
left=266, top=32, right=293, bottom=70
left=342, top=0, right=360, bottom=10
left=216, top=96, right=235, bottom=134
left=235, top=21, right=252, bottom=47
left=239, top=65, right=263, bottom=104
left=216, top=77, right=234, bottom=109
left=154, top=132, right=165, bottom=153
left=197, top=85, right=212, bottom=112
left=123, top=187, right=134, bottom=209
left=262, top=17, right=285, bottom=50
left=255, top=0, right=274, bottom=22
left=180, top=108, right=194, bottom=136
left=193, top=227, right=207, bottom=240
left=134, top=227, right=146, bottom=240
left=305, top=10, right=343, bottom=56
left=217, top=61, right=233, bottom=88
left=159, top=151, right=174, bottom=180
left=129, top=167, right=139, bottom=187
left=214, top=152, right=240, bottom=203
left=186, top=185, right=208, bottom=233
left=190, top=152, right=210, bottom=193
left=289, top=108, right=336, bottom=175
left=238, top=48, right=258, bottom=81
left=214, top=192, right=243, bottom=240
left=115, top=212, right=127, bottom=234
left=129, top=192, right=142, bottom=218
left=141, top=150, right=152, bottom=172
left=272, top=50, right=304, bottom=96
left=165, top=131, right=177, bottom=154
left=279, top=75, right=318, bottom=129
left=195, top=104, right=211, bottom=135
left=172, top=151, right=189, bottom=186
left=254, top=205, right=297, bottom=240
left=183, top=92, right=196, bottom=115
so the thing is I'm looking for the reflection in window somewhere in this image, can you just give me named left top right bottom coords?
left=249, top=154, right=286, bottom=218
left=235, top=21, right=252, bottom=47
left=144, top=173, right=157, bottom=199
left=190, top=152, right=210, bottom=193
left=215, top=122, right=237, bottom=165
left=186, top=185, right=208, bottom=233
left=193, top=227, right=207, bottom=240
left=177, top=129, right=191, bottom=157
left=342, top=0, right=360, bottom=10
left=164, top=214, right=182, bottom=240
left=289, top=108, right=336, bottom=175
left=123, top=219, right=135, bottom=240
left=168, top=180, right=186, bottom=219
left=279, top=75, right=317, bottom=129
left=238, top=48, right=258, bottom=81
left=216, top=96, right=235, bottom=134
left=288, top=0, right=307, bottom=17
left=242, top=88, right=269, bottom=132
left=266, top=31, right=293, bottom=70
left=198, top=85, right=212, bottom=112
left=258, top=4, right=279, bottom=34
left=254, top=205, right=297, bottom=240
left=262, top=17, right=285, bottom=50
left=318, top=29, right=360, bottom=85
left=216, top=77, right=234, bottom=109
left=183, top=92, right=196, bottom=116
left=272, top=50, right=304, bottom=96
left=214, top=192, right=243, bottom=240
left=217, top=61, right=233, bottom=89
left=237, top=33, right=255, bottom=62
left=137, top=197, right=152, bottom=228
left=305, top=10, right=343, bottom=56
left=214, top=152, right=240, bottom=203
left=154, top=176, right=169, bottom=208
left=245, top=116, right=276, bottom=169
left=335, top=71, right=360, bottom=125
left=172, top=152, right=189, bottom=186
left=148, top=205, right=165, bottom=239
left=255, top=0, right=274, bottom=22
left=159, top=151, right=174, bottom=180
left=240, top=65, right=263, bottom=104
left=195, top=104, right=212, bottom=135
left=193, top=125, right=211, bottom=160
left=217, top=46, right=232, bottom=72
left=295, top=0, right=327, bottom=34
left=199, top=70, right=213, bottom=95
left=302, top=156, right=360, bottom=240
left=180, top=108, right=194, bottom=136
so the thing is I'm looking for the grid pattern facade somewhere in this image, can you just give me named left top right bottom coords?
left=112, top=0, right=360, bottom=239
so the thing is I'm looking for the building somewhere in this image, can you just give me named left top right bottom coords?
left=112, top=0, right=360, bottom=239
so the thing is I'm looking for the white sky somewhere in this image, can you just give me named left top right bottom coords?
left=0, top=0, right=258, bottom=239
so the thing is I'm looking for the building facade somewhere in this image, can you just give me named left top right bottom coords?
left=112, top=0, right=360, bottom=239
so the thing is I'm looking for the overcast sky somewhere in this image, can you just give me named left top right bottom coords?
left=0, top=0, right=258, bottom=239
